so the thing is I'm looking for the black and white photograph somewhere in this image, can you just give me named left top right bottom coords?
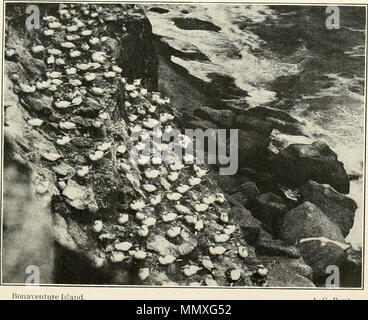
left=1, top=1, right=366, bottom=292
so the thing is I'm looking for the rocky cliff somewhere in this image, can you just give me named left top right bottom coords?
left=2, top=3, right=361, bottom=287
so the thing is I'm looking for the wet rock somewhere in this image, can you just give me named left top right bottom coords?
left=243, top=106, right=303, bottom=135
left=229, top=205, right=262, bottom=245
left=270, top=129, right=312, bottom=152
left=193, top=107, right=235, bottom=128
left=149, top=7, right=170, bottom=14
left=299, top=180, right=357, bottom=237
left=273, top=141, right=350, bottom=194
left=172, top=17, right=221, bottom=32
left=234, top=114, right=273, bottom=136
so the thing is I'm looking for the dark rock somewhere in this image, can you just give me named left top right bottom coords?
left=72, top=137, right=94, bottom=148
left=340, top=249, right=362, bottom=288
left=184, top=119, right=218, bottom=131
left=240, top=181, right=260, bottom=200
left=172, top=17, right=221, bottom=32
left=259, top=255, right=315, bottom=287
left=212, top=174, right=243, bottom=194
left=256, top=239, right=301, bottom=259
left=20, top=95, right=53, bottom=117
left=238, top=130, right=270, bottom=166
left=234, top=114, right=273, bottom=136
left=149, top=7, right=170, bottom=14
left=229, top=191, right=248, bottom=207
left=70, top=116, right=93, bottom=128
left=229, top=205, right=262, bottom=245
left=299, top=180, right=357, bottom=236
left=112, top=10, right=158, bottom=91
left=252, top=193, right=288, bottom=235
left=243, top=106, right=302, bottom=132
left=279, top=202, right=350, bottom=284
left=298, top=240, right=348, bottom=285
left=279, top=201, right=345, bottom=243
left=194, top=107, right=235, bottom=128
left=273, top=141, right=350, bottom=193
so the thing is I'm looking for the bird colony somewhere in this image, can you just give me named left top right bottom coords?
left=5, top=3, right=268, bottom=286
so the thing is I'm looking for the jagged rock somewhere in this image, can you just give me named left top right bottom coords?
left=279, top=202, right=349, bottom=283
left=229, top=205, right=262, bottom=244
left=259, top=255, right=315, bottom=287
left=340, top=249, right=362, bottom=287
left=238, top=130, right=270, bottom=166
left=252, top=193, right=288, bottom=235
left=243, top=106, right=303, bottom=135
left=212, top=174, right=243, bottom=194
left=184, top=118, right=218, bottom=131
left=279, top=202, right=345, bottom=243
left=297, top=239, right=348, bottom=285
left=270, top=129, right=312, bottom=152
left=193, top=106, right=235, bottom=128
left=146, top=235, right=178, bottom=256
left=299, top=180, right=357, bottom=237
left=62, top=179, right=98, bottom=211
left=273, top=141, right=350, bottom=194
left=240, top=181, right=260, bottom=201
left=234, top=114, right=273, bottom=136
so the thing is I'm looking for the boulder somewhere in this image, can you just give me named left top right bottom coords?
left=279, top=202, right=349, bottom=284
left=194, top=106, right=235, bottom=128
left=240, top=181, right=260, bottom=201
left=273, top=141, right=350, bottom=193
left=256, top=239, right=301, bottom=259
left=279, top=202, right=345, bottom=243
left=242, top=106, right=304, bottom=135
left=298, top=240, right=348, bottom=285
left=340, top=250, right=362, bottom=288
left=234, top=114, right=273, bottom=136
left=252, top=193, right=288, bottom=235
left=299, top=180, right=357, bottom=236
left=259, top=255, right=315, bottom=287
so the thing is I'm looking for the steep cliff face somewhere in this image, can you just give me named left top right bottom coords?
left=3, top=3, right=286, bottom=286
left=3, top=3, right=359, bottom=288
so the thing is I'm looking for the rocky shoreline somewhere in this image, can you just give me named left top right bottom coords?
left=3, top=3, right=362, bottom=287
